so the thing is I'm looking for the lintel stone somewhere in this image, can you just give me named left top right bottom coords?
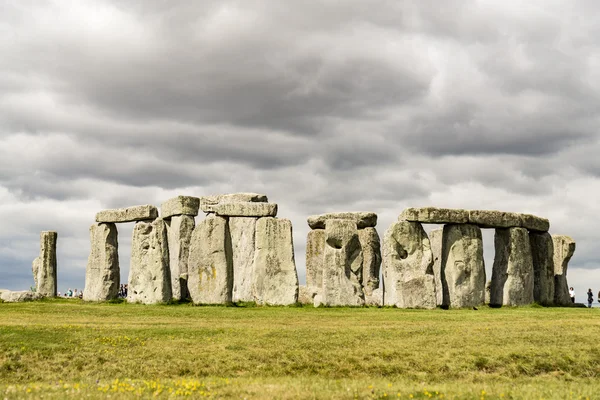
left=213, top=202, right=277, bottom=217
left=161, top=196, right=200, bottom=218
left=96, top=205, right=158, bottom=223
left=399, top=207, right=469, bottom=224
left=307, top=212, right=377, bottom=230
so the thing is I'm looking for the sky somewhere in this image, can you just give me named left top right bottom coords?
left=1, top=0, right=600, bottom=303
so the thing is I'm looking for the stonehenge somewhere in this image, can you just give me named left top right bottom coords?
left=84, top=223, right=119, bottom=301
left=553, top=235, right=576, bottom=306
left=32, top=231, right=58, bottom=297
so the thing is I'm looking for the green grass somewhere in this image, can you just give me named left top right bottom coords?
left=1, top=299, right=599, bottom=399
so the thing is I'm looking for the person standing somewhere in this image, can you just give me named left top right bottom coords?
left=569, top=287, right=575, bottom=303
left=587, top=289, right=594, bottom=308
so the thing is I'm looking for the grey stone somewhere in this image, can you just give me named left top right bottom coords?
left=83, top=223, right=120, bottom=301
left=485, top=281, right=491, bottom=304
left=96, top=205, right=158, bottom=223
left=200, top=193, right=268, bottom=213
left=429, top=228, right=443, bottom=306
left=187, top=215, right=233, bottom=304
left=230, top=217, right=257, bottom=303
left=530, top=232, right=555, bottom=305
left=298, top=285, right=318, bottom=305
left=214, top=202, right=277, bottom=217
left=521, top=214, right=550, bottom=232
left=322, top=219, right=364, bottom=306
left=127, top=219, right=172, bottom=304
left=32, top=258, right=39, bottom=291
left=35, top=231, right=57, bottom=297
left=1, top=290, right=43, bottom=302
left=358, top=228, right=382, bottom=296
left=307, top=212, right=377, bottom=230
left=305, top=229, right=326, bottom=290
left=399, top=207, right=469, bottom=224
left=490, top=228, right=534, bottom=306
left=365, top=287, right=383, bottom=307
left=166, top=215, right=195, bottom=301
left=553, top=235, right=576, bottom=306
left=252, top=217, right=299, bottom=305
left=161, top=196, right=200, bottom=218
left=441, top=224, right=485, bottom=308
left=383, top=221, right=436, bottom=309
left=468, top=210, right=521, bottom=229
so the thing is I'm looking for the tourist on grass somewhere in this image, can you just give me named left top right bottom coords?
left=67, top=288, right=73, bottom=297
left=569, top=287, right=575, bottom=303
left=587, top=289, right=593, bottom=308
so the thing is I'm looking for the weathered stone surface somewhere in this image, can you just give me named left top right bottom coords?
left=1, top=290, right=43, bottom=302
left=214, top=202, right=277, bottom=217
left=32, top=258, right=40, bottom=291
left=83, top=223, right=120, bottom=301
left=485, top=281, right=491, bottom=304
left=307, top=212, right=377, bottom=230
left=468, top=210, right=521, bottom=229
left=306, top=229, right=326, bottom=289
left=298, top=285, right=318, bottom=305
left=96, top=205, right=158, bottom=223
left=127, top=219, right=172, bottom=304
left=358, top=228, right=381, bottom=296
left=35, top=231, right=57, bottom=297
left=399, top=207, right=469, bottom=225
left=429, top=228, right=443, bottom=306
left=365, top=287, right=383, bottom=307
left=322, top=219, right=364, bottom=306
left=253, top=217, right=299, bottom=305
left=530, top=232, right=555, bottom=305
left=166, top=215, right=195, bottom=301
left=441, top=224, right=485, bottom=308
left=200, top=193, right=268, bottom=213
left=521, top=214, right=550, bottom=232
left=230, top=217, right=257, bottom=302
left=187, top=215, right=233, bottom=304
left=383, top=221, right=436, bottom=309
left=161, top=196, right=200, bottom=218
left=490, top=228, right=534, bottom=306
left=553, top=235, right=576, bottom=306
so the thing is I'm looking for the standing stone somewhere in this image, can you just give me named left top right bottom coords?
left=230, top=217, right=257, bottom=302
left=530, top=232, right=555, bottom=305
left=322, top=219, right=364, bottom=306
left=490, top=227, right=534, bottom=306
left=128, top=219, right=171, bottom=304
left=306, top=229, right=326, bottom=291
left=383, top=221, right=435, bottom=309
left=187, top=215, right=233, bottom=304
left=84, top=223, right=119, bottom=301
left=358, top=228, right=381, bottom=296
left=553, top=235, right=576, bottom=306
left=429, top=228, right=443, bottom=306
left=32, top=258, right=40, bottom=291
left=441, top=224, right=485, bottom=308
left=35, top=231, right=58, bottom=297
left=166, top=215, right=195, bottom=301
left=252, top=217, right=299, bottom=305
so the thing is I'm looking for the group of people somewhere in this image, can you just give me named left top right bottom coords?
left=569, top=287, right=600, bottom=308
left=58, top=288, right=83, bottom=299
left=119, top=284, right=128, bottom=298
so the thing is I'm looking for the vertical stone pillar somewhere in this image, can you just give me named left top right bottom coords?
left=530, top=232, right=555, bottom=305
left=358, top=227, right=382, bottom=296
left=429, top=228, right=443, bottom=306
left=84, top=223, right=119, bottom=301
left=33, top=231, right=57, bottom=297
left=306, top=229, right=326, bottom=291
left=166, top=215, right=195, bottom=301
left=230, top=217, right=257, bottom=302
left=441, top=224, right=485, bottom=308
left=552, top=235, right=575, bottom=306
left=490, top=227, right=534, bottom=306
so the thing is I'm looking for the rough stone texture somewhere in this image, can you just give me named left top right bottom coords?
left=1, top=290, right=43, bottom=302
left=383, top=221, right=436, bottom=309
left=441, top=224, right=485, bottom=308
left=521, top=214, right=550, bottom=232
left=161, top=196, right=200, bottom=218
left=298, top=285, right=318, bottom=305
left=83, top=223, right=120, bottom=301
left=187, top=215, right=233, bottom=304
left=127, top=219, right=172, bottom=304
left=468, top=210, right=521, bottom=229
left=365, top=287, right=383, bottom=307
left=490, top=228, right=534, bottom=306
left=200, top=193, right=268, bottom=213
left=96, top=205, right=158, bottom=223
left=214, top=202, right=277, bottom=217
left=166, top=215, right=195, bottom=301
left=530, top=232, right=555, bottom=305
left=429, top=228, right=443, bottom=306
left=307, top=212, right=377, bottom=230
left=485, top=281, right=491, bottom=304
left=306, top=229, right=326, bottom=289
left=35, top=231, right=57, bottom=297
left=230, top=217, right=257, bottom=302
left=358, top=228, right=382, bottom=296
left=399, top=207, right=469, bottom=225
left=252, top=217, right=299, bottom=305
left=552, top=235, right=576, bottom=306
left=322, top=219, right=364, bottom=306
left=32, top=258, right=39, bottom=291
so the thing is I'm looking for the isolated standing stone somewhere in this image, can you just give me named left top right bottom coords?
left=383, top=221, right=436, bottom=309
left=530, top=232, right=555, bottom=305
left=166, top=215, right=195, bottom=301
left=553, top=235, right=576, bottom=306
left=96, top=205, right=158, bottom=223
left=187, top=215, right=233, bottom=304
left=322, top=219, right=364, bottom=306
left=306, top=229, right=326, bottom=290
left=35, top=231, right=58, bottom=297
left=252, top=217, right=299, bottom=305
left=128, top=219, right=172, bottom=304
left=441, top=224, right=485, bottom=308
left=307, top=212, right=377, bottom=230
left=358, top=227, right=381, bottom=296
left=230, top=217, right=257, bottom=302
left=429, top=228, right=443, bottom=306
left=84, top=223, right=119, bottom=301
left=490, top=227, right=534, bottom=306
left=161, top=196, right=200, bottom=218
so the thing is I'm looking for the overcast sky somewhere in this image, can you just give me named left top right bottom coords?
left=2, top=1, right=600, bottom=302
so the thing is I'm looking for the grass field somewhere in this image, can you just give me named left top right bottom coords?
left=1, top=299, right=599, bottom=399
